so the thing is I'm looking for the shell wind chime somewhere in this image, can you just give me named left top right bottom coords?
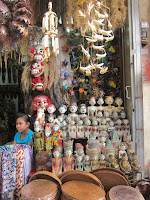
left=67, top=0, right=114, bottom=76
left=42, top=2, right=59, bottom=56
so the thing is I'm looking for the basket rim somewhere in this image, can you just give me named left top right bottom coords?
left=29, top=171, right=62, bottom=187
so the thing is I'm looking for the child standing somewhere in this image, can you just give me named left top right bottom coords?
left=14, top=113, right=34, bottom=146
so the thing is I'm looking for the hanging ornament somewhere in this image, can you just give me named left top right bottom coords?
left=60, top=68, right=70, bottom=80
left=42, top=2, right=59, bottom=56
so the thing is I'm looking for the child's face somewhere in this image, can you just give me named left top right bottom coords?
left=16, top=117, right=29, bottom=133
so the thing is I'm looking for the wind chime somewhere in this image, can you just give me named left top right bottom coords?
left=42, top=1, right=59, bottom=56
left=79, top=1, right=114, bottom=76
left=66, top=0, right=114, bottom=76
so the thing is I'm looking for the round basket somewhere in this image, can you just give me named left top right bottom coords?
left=61, top=180, right=106, bottom=200
left=108, top=185, right=145, bottom=200
left=91, top=167, right=129, bottom=182
left=134, top=179, right=150, bottom=200
left=20, top=179, right=60, bottom=200
left=60, top=170, right=103, bottom=188
left=91, top=168, right=130, bottom=193
left=29, top=171, right=62, bottom=187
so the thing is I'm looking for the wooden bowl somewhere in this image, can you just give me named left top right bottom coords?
left=20, top=179, right=60, bottom=200
left=60, top=170, right=103, bottom=188
left=61, top=180, right=106, bottom=200
left=108, top=185, right=145, bottom=200
left=91, top=168, right=130, bottom=193
left=29, top=171, right=62, bottom=187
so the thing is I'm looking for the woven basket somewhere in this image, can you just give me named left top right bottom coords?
left=108, top=185, right=145, bottom=200
left=29, top=171, right=62, bottom=187
left=91, top=168, right=130, bottom=193
left=61, top=180, right=106, bottom=200
left=60, top=170, right=103, bottom=188
left=20, top=179, right=60, bottom=200
left=134, top=179, right=150, bottom=200
left=91, top=167, right=129, bottom=182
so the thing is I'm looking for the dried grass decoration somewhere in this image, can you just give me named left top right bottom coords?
left=110, top=0, right=127, bottom=31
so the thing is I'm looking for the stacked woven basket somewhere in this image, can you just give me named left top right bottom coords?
left=19, top=168, right=145, bottom=200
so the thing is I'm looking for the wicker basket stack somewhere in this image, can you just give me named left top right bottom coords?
left=107, top=185, right=145, bottom=200
left=20, top=171, right=62, bottom=200
left=91, top=167, right=130, bottom=193
left=59, top=170, right=106, bottom=200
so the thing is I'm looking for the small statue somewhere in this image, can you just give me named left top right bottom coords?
left=79, top=104, right=88, bottom=120
left=119, top=143, right=127, bottom=159
left=76, top=125, right=84, bottom=138
left=96, top=111, right=103, bottom=125
left=104, top=110, right=111, bottom=125
left=83, top=117, right=91, bottom=139
left=60, top=125, right=67, bottom=139
left=104, top=96, right=115, bottom=117
left=96, top=97, right=105, bottom=114
left=123, top=132, right=132, bottom=144
left=122, top=119, right=130, bottom=136
left=47, top=104, right=56, bottom=123
left=74, top=143, right=85, bottom=160
left=99, top=118, right=108, bottom=138
left=91, top=160, right=100, bottom=170
left=58, top=104, right=67, bottom=121
left=108, top=120, right=115, bottom=139
left=68, top=124, right=77, bottom=138
left=105, top=140, right=115, bottom=160
left=99, top=118, right=108, bottom=131
left=112, top=111, right=118, bottom=121
left=45, top=123, right=51, bottom=137
left=52, top=119, right=61, bottom=146
left=88, top=96, right=97, bottom=118
left=119, top=153, right=131, bottom=174
left=120, top=110, right=126, bottom=119
left=63, top=139, right=73, bottom=155
left=115, top=119, right=123, bottom=140
left=108, top=155, right=120, bottom=169
left=114, top=97, right=124, bottom=114
left=99, top=136, right=106, bottom=149
left=99, top=154, right=106, bottom=168
left=86, top=138, right=101, bottom=161
left=127, top=142, right=135, bottom=162
left=68, top=102, right=78, bottom=120
left=130, top=153, right=142, bottom=172
left=75, top=156, right=84, bottom=171
left=63, top=149, right=75, bottom=172
left=52, top=149, right=62, bottom=176
left=83, top=155, right=91, bottom=172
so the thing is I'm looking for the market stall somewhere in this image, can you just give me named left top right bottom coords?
left=0, top=0, right=147, bottom=199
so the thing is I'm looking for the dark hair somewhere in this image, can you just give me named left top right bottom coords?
left=16, top=113, right=34, bottom=131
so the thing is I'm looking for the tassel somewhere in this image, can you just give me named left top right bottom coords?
left=11, top=50, right=12, bottom=59
left=14, top=50, right=16, bottom=60
left=4, top=50, right=7, bottom=70
left=18, top=53, right=20, bottom=65
left=0, top=53, right=2, bottom=70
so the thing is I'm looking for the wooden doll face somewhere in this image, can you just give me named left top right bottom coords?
left=47, top=104, right=56, bottom=113
left=115, top=97, right=123, bottom=106
left=89, top=97, right=96, bottom=106
left=105, top=96, right=114, bottom=105
left=80, top=105, right=87, bottom=114
left=97, top=98, right=104, bottom=105
left=69, top=105, right=77, bottom=113
left=59, top=106, right=67, bottom=114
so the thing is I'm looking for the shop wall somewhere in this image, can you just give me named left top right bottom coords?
left=139, top=0, right=150, bottom=177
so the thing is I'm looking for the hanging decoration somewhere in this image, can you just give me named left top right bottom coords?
left=42, top=1, right=59, bottom=56
left=109, top=0, right=127, bottom=31
left=65, top=0, right=114, bottom=76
